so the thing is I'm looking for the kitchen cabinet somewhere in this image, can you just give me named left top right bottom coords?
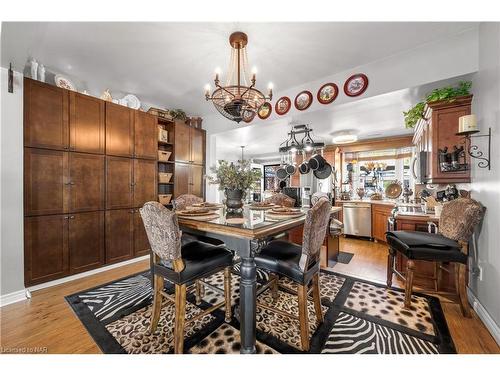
left=69, top=211, right=105, bottom=273
left=174, top=163, right=203, bottom=197
left=134, top=111, right=158, bottom=159
left=190, top=127, right=205, bottom=165
left=134, top=210, right=150, bottom=256
left=174, top=122, right=205, bottom=165
left=371, top=203, right=394, bottom=242
left=190, top=164, right=204, bottom=197
left=105, top=209, right=134, bottom=264
left=24, top=148, right=69, bottom=216
left=413, top=96, right=472, bottom=184
left=106, top=156, right=133, bottom=209
left=69, top=91, right=105, bottom=154
left=105, top=102, right=134, bottom=157
left=24, top=78, right=69, bottom=150
left=69, top=153, right=105, bottom=212
left=133, top=159, right=157, bottom=207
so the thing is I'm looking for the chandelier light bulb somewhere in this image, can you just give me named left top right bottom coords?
left=204, top=84, right=211, bottom=92
left=268, top=82, right=274, bottom=90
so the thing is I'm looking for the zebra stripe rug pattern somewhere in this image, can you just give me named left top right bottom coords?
left=65, top=268, right=455, bottom=354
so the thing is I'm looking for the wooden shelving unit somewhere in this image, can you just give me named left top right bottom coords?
left=157, top=117, right=175, bottom=207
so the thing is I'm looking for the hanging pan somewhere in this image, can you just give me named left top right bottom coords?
left=313, top=162, right=332, bottom=179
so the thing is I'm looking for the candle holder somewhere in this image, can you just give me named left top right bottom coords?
left=456, top=127, right=492, bottom=170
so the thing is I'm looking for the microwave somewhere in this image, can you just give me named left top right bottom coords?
left=411, top=151, right=428, bottom=184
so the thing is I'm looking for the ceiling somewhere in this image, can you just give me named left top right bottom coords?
left=213, top=74, right=475, bottom=160
left=1, top=22, right=477, bottom=116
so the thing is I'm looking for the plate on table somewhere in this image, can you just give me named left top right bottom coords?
left=266, top=211, right=305, bottom=220
left=249, top=202, right=275, bottom=210
left=271, top=207, right=301, bottom=214
left=182, top=213, right=220, bottom=221
left=191, top=202, right=223, bottom=209
left=176, top=208, right=210, bottom=216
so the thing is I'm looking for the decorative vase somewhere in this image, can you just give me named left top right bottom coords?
left=30, top=59, right=38, bottom=80
left=38, top=64, right=45, bottom=82
left=225, top=189, right=244, bottom=213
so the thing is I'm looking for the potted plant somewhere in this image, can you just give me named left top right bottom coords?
left=207, top=160, right=262, bottom=212
left=403, top=81, right=472, bottom=128
left=169, top=109, right=188, bottom=126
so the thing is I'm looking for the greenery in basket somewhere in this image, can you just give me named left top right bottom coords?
left=403, top=81, right=472, bottom=128
left=169, top=109, right=187, bottom=121
left=206, top=160, right=262, bottom=192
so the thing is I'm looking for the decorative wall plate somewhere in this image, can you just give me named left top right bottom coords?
left=275, top=96, right=291, bottom=115
left=317, top=83, right=339, bottom=104
left=344, top=73, right=369, bottom=97
left=257, top=102, right=272, bottom=119
left=242, top=110, right=256, bottom=123
left=294, top=90, right=313, bottom=111
left=123, top=94, right=141, bottom=109
left=54, top=75, right=76, bottom=91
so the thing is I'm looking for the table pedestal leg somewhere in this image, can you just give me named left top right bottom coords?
left=239, top=256, right=257, bottom=354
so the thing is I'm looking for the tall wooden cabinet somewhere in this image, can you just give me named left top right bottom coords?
left=23, top=78, right=157, bottom=286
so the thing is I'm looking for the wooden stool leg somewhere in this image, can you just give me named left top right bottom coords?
left=434, top=262, right=442, bottom=292
left=195, top=280, right=202, bottom=305
left=297, top=284, right=310, bottom=352
left=224, top=267, right=232, bottom=323
left=404, top=260, right=415, bottom=309
left=173, top=284, right=187, bottom=354
left=270, top=273, right=279, bottom=301
left=312, top=273, right=323, bottom=324
left=456, top=263, right=471, bottom=318
left=150, top=274, right=164, bottom=333
left=387, top=249, right=395, bottom=287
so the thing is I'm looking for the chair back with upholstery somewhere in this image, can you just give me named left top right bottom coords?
left=311, top=192, right=329, bottom=206
left=139, top=201, right=182, bottom=260
left=439, top=198, right=485, bottom=243
left=299, top=198, right=332, bottom=270
left=264, top=192, right=296, bottom=207
left=173, top=194, right=203, bottom=211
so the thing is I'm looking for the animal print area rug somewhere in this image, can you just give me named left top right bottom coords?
left=65, top=268, right=456, bottom=354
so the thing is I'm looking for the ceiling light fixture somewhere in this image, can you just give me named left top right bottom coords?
left=332, top=133, right=358, bottom=144
left=205, top=32, right=273, bottom=124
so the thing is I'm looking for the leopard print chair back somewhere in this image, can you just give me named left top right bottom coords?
left=173, top=194, right=203, bottom=211
left=299, top=198, right=332, bottom=271
left=311, top=192, right=329, bottom=206
left=264, top=192, right=296, bottom=207
left=139, top=201, right=182, bottom=260
left=439, top=198, right=485, bottom=243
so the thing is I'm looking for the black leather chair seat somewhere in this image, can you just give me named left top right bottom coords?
left=386, top=231, right=466, bottom=263
left=154, top=241, right=233, bottom=284
left=254, top=240, right=319, bottom=284
left=181, top=233, right=224, bottom=247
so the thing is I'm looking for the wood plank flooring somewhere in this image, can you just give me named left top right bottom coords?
left=1, top=238, right=498, bottom=354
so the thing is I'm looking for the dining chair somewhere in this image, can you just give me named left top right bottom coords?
left=386, top=198, right=485, bottom=317
left=264, top=192, right=296, bottom=208
left=254, top=198, right=332, bottom=351
left=172, top=194, right=203, bottom=211
left=140, top=201, right=233, bottom=353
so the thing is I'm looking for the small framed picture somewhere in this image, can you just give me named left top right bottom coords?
left=242, top=110, right=256, bottom=123
left=294, top=90, right=313, bottom=111
left=344, top=73, right=369, bottom=97
left=257, top=102, right=272, bottom=119
left=317, top=83, right=339, bottom=104
left=275, top=96, right=291, bottom=115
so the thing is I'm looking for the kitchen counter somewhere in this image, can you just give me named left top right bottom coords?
left=336, top=199, right=397, bottom=206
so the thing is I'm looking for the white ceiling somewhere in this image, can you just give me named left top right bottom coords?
left=1, top=22, right=477, bottom=116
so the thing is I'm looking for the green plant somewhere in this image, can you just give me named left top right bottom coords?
left=169, top=109, right=187, bottom=121
left=403, top=81, right=472, bottom=128
left=206, top=160, right=262, bottom=192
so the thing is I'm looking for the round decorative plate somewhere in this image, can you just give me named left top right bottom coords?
left=257, top=102, right=272, bottom=119
left=344, top=73, right=369, bottom=97
left=294, top=90, right=313, bottom=111
left=242, top=110, right=256, bottom=123
left=54, top=75, right=76, bottom=91
left=275, top=96, right=291, bottom=115
left=317, top=83, right=339, bottom=104
left=123, top=94, right=141, bottom=109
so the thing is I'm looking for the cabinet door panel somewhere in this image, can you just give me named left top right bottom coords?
left=174, top=123, right=191, bottom=162
left=24, top=78, right=69, bottom=150
left=69, top=153, right=105, bottom=212
left=24, top=215, right=69, bottom=286
left=133, top=159, right=157, bottom=207
left=135, top=111, right=157, bottom=159
left=69, top=211, right=104, bottom=273
left=190, top=164, right=204, bottom=197
left=105, top=102, right=134, bottom=157
left=105, top=209, right=134, bottom=264
left=174, top=163, right=190, bottom=197
left=106, top=157, right=133, bottom=209
left=134, top=210, right=150, bottom=256
left=190, top=127, right=205, bottom=165
left=69, top=92, right=105, bottom=153
left=24, top=148, right=69, bottom=216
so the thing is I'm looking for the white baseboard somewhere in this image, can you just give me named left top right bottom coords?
left=0, top=255, right=149, bottom=307
left=467, top=287, right=500, bottom=346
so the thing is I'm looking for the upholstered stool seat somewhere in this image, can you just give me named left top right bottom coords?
left=385, top=231, right=466, bottom=263
left=255, top=240, right=320, bottom=284
left=156, top=240, right=233, bottom=284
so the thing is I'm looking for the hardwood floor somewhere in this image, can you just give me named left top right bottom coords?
left=1, top=238, right=498, bottom=354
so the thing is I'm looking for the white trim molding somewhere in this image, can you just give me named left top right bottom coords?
left=467, top=287, right=500, bottom=346
left=0, top=255, right=149, bottom=307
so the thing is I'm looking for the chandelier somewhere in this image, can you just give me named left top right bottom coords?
left=205, top=32, right=273, bottom=123
left=279, top=124, right=325, bottom=154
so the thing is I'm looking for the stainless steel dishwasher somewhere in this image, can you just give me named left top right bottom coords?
left=343, top=202, right=372, bottom=238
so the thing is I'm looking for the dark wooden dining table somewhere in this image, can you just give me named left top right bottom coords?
left=178, top=204, right=342, bottom=354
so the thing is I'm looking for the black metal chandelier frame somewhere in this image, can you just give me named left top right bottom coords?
left=279, top=124, right=325, bottom=154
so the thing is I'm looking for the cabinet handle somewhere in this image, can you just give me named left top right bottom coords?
left=130, top=209, right=134, bottom=213
left=70, top=215, right=75, bottom=219
left=64, top=216, right=69, bottom=219
left=70, top=181, right=75, bottom=185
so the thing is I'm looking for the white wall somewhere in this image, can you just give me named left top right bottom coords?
left=469, top=23, right=500, bottom=337
left=0, top=68, right=25, bottom=296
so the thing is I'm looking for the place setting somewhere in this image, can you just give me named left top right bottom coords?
left=176, top=206, right=220, bottom=221
left=265, top=206, right=305, bottom=220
